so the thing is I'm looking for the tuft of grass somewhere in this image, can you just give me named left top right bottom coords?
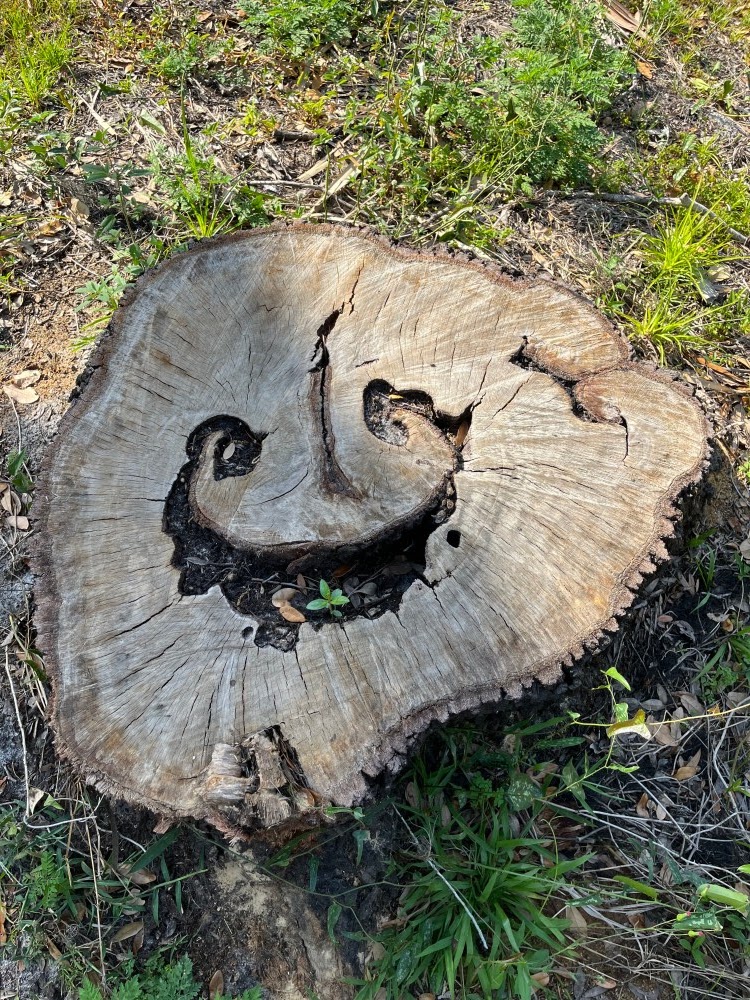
left=0, top=0, right=81, bottom=107
left=353, top=727, right=591, bottom=999
left=150, top=110, right=273, bottom=240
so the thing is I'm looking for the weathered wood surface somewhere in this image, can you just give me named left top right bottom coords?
left=35, top=224, right=708, bottom=832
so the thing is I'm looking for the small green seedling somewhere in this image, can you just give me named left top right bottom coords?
left=306, top=579, right=349, bottom=618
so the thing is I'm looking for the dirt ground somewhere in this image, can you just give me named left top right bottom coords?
left=2, top=0, right=750, bottom=997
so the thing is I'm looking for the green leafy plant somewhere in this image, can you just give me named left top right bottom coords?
left=306, top=578, right=350, bottom=618
left=241, top=0, right=364, bottom=60
left=79, top=955, right=262, bottom=1000
left=151, top=108, right=272, bottom=240
left=353, top=728, right=590, bottom=1000
left=6, top=448, right=33, bottom=493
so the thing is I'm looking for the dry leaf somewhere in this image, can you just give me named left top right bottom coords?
left=208, top=970, right=224, bottom=1000
left=678, top=692, right=704, bottom=715
left=6, top=515, right=29, bottom=530
left=673, top=750, right=701, bottom=782
left=222, top=441, right=236, bottom=460
left=636, top=59, right=653, bottom=78
left=279, top=603, right=306, bottom=623
left=11, top=369, right=41, bottom=389
left=69, top=196, right=89, bottom=220
left=272, top=587, right=297, bottom=607
left=604, top=0, right=642, bottom=32
left=636, top=792, right=650, bottom=818
left=112, top=921, right=144, bottom=943
left=45, top=936, right=63, bottom=961
left=564, top=905, right=588, bottom=936
left=28, top=787, right=47, bottom=814
left=35, top=218, right=65, bottom=236
left=296, top=573, right=307, bottom=592
left=0, top=902, right=6, bottom=946
left=530, top=973, right=550, bottom=987
left=4, top=384, right=39, bottom=406
left=117, top=864, right=156, bottom=886
left=1, top=490, right=19, bottom=514
left=648, top=719, right=679, bottom=747
left=740, top=535, right=750, bottom=562
left=454, top=420, right=470, bottom=447
left=655, top=802, right=668, bottom=820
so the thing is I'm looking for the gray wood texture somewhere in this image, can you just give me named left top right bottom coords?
left=34, top=225, right=709, bottom=832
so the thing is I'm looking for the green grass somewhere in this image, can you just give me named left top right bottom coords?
left=345, top=0, right=632, bottom=236
left=352, top=726, right=592, bottom=999
left=0, top=0, right=82, bottom=107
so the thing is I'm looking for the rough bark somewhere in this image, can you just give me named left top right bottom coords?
left=34, top=224, right=709, bottom=833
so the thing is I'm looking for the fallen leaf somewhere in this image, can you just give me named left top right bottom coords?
left=1, top=490, right=19, bottom=514
left=117, top=864, right=156, bottom=886
left=11, top=369, right=41, bottom=389
left=4, top=385, right=39, bottom=406
left=656, top=802, right=668, bottom=820
left=0, top=902, right=6, bottom=946
left=740, top=535, right=750, bottom=562
left=111, top=921, right=144, bottom=943
left=530, top=973, right=550, bottom=987
left=296, top=573, right=307, bottom=592
left=6, top=515, right=29, bottom=530
left=454, top=420, right=470, bottom=447
left=272, top=587, right=297, bottom=608
left=222, top=441, right=235, bottom=461
left=636, top=792, right=650, bottom=818
left=678, top=692, right=704, bottom=715
left=35, top=218, right=65, bottom=236
left=564, top=904, right=588, bottom=936
left=28, top=787, right=47, bottom=813
left=604, top=0, right=642, bottom=33
left=69, top=196, right=89, bottom=220
left=209, top=970, right=224, bottom=999
left=674, top=760, right=699, bottom=781
left=637, top=59, right=653, bottom=78
left=45, top=936, right=63, bottom=960
left=279, top=603, right=306, bottom=623
left=649, top=720, right=679, bottom=747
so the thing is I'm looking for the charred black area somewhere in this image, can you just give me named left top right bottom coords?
left=163, top=385, right=470, bottom=653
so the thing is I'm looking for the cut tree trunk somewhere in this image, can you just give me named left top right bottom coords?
left=34, top=224, right=709, bottom=833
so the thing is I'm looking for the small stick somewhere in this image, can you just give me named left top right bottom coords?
left=566, top=190, right=750, bottom=246
left=4, top=647, right=31, bottom=818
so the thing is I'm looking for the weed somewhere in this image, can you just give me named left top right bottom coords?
left=348, top=0, right=632, bottom=237
left=151, top=110, right=273, bottom=240
left=5, top=449, right=33, bottom=494
left=241, top=0, right=365, bottom=61
left=353, top=727, right=590, bottom=999
left=79, top=955, right=262, bottom=1000
left=615, top=202, right=749, bottom=363
left=144, top=27, right=233, bottom=85
left=306, top=578, right=350, bottom=618
left=0, top=0, right=81, bottom=107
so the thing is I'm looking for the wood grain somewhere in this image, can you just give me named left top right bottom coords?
left=34, top=224, right=709, bottom=832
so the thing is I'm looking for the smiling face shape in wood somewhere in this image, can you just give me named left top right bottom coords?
left=37, top=226, right=708, bottom=832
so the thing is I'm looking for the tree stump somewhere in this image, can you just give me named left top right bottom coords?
left=35, top=224, right=708, bottom=832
